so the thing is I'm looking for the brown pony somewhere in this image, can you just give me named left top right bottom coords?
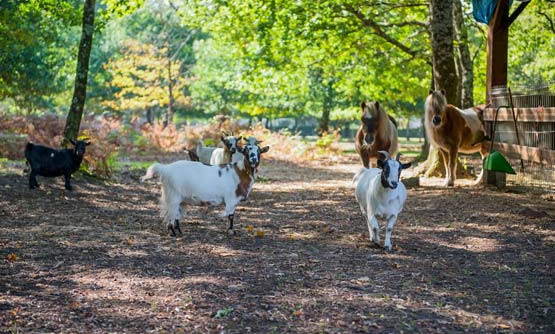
left=425, top=90, right=489, bottom=186
left=355, top=101, right=398, bottom=168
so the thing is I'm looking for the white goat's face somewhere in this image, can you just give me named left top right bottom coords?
left=221, top=135, right=241, bottom=154
left=239, top=143, right=270, bottom=170
left=377, top=154, right=411, bottom=189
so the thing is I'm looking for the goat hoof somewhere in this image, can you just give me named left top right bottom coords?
left=65, top=186, right=73, bottom=191
left=227, top=229, right=236, bottom=236
left=383, top=245, right=393, bottom=252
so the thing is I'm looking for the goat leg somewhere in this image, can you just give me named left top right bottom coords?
left=384, top=215, right=397, bottom=251
left=227, top=214, right=235, bottom=235
left=64, top=173, right=73, bottom=191
left=29, top=170, right=39, bottom=189
left=174, top=219, right=183, bottom=235
left=167, top=220, right=177, bottom=237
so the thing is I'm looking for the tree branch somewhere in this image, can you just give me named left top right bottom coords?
left=343, top=4, right=431, bottom=65
left=538, top=11, right=555, bottom=34
left=377, top=20, right=428, bottom=28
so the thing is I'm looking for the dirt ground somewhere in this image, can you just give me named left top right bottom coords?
left=1, top=153, right=554, bottom=333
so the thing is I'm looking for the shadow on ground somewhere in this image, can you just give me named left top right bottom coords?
left=1, top=157, right=554, bottom=333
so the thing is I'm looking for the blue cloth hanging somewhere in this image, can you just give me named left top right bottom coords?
left=473, top=0, right=513, bottom=24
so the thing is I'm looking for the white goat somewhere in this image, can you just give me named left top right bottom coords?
left=210, top=135, right=242, bottom=165
left=195, top=139, right=217, bottom=164
left=353, top=151, right=411, bottom=251
left=141, top=142, right=269, bottom=236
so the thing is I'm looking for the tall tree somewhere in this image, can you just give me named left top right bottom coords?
left=429, top=0, right=459, bottom=104
left=63, top=0, right=96, bottom=143
left=453, top=0, right=473, bottom=108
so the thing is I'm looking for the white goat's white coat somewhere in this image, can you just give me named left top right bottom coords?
left=209, top=148, right=226, bottom=165
left=196, top=140, right=217, bottom=164
left=353, top=160, right=407, bottom=250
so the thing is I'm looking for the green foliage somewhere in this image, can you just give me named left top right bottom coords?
left=0, top=0, right=80, bottom=113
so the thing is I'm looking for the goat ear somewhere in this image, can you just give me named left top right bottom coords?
left=440, top=89, right=446, bottom=96
left=428, top=89, right=434, bottom=95
left=221, top=136, right=226, bottom=143
left=237, top=136, right=242, bottom=141
left=374, top=101, right=379, bottom=109
left=69, top=139, right=76, bottom=146
left=360, top=102, right=366, bottom=111
left=260, top=146, right=270, bottom=154
left=377, top=159, right=385, bottom=169
left=401, top=162, right=412, bottom=169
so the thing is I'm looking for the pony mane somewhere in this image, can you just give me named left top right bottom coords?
left=424, top=90, right=448, bottom=146
left=375, top=104, right=390, bottom=141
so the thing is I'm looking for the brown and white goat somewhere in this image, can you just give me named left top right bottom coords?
left=141, top=142, right=269, bottom=236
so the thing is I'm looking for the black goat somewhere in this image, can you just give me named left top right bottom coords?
left=24, top=139, right=91, bottom=190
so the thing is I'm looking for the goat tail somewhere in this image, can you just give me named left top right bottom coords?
left=352, top=168, right=368, bottom=185
left=141, top=163, right=163, bottom=182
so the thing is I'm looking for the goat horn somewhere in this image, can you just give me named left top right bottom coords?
left=396, top=152, right=402, bottom=161
left=377, top=150, right=390, bottom=160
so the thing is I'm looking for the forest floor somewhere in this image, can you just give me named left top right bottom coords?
left=1, top=151, right=554, bottom=334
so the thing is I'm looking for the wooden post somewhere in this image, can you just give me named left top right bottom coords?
left=486, top=0, right=510, bottom=103
left=483, top=0, right=530, bottom=186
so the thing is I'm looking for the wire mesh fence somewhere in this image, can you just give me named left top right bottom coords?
left=486, top=82, right=555, bottom=192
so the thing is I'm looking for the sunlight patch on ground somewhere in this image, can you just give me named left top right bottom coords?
left=438, top=237, right=502, bottom=253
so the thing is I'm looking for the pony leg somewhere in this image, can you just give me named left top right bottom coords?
left=439, top=149, right=451, bottom=186
left=474, top=145, right=490, bottom=185
left=446, top=147, right=458, bottom=187
left=360, top=151, right=370, bottom=168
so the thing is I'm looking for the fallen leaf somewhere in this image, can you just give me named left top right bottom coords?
left=6, top=253, right=18, bottom=262
left=256, top=230, right=264, bottom=237
left=245, top=225, right=254, bottom=233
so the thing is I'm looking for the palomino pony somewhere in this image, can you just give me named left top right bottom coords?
left=355, top=101, right=398, bottom=168
left=425, top=89, right=489, bottom=186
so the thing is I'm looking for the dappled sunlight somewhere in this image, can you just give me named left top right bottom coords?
left=2, top=151, right=554, bottom=333
left=439, top=237, right=502, bottom=253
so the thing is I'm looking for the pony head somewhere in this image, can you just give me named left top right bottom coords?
left=425, top=89, right=448, bottom=127
left=360, top=101, right=382, bottom=145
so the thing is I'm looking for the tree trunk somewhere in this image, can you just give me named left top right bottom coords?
left=415, top=146, right=471, bottom=178
left=453, top=0, right=474, bottom=108
left=419, top=0, right=462, bottom=176
left=429, top=0, right=460, bottom=105
left=63, top=0, right=96, bottom=145
left=146, top=107, right=153, bottom=124
left=319, top=105, right=330, bottom=135
left=164, top=36, right=175, bottom=128
left=318, top=80, right=334, bottom=136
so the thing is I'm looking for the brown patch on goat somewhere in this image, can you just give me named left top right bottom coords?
left=233, top=164, right=253, bottom=199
